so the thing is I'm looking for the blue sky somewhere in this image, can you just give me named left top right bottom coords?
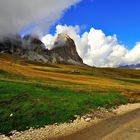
left=50, top=0, right=140, bottom=49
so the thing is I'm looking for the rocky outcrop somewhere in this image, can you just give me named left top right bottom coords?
left=0, top=34, right=84, bottom=65
left=49, top=34, right=83, bottom=65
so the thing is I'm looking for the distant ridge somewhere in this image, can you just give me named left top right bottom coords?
left=119, top=63, right=140, bottom=69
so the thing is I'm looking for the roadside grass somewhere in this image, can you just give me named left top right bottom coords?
left=0, top=80, right=127, bottom=134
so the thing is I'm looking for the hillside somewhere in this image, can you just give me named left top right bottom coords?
left=0, top=53, right=140, bottom=134
left=0, top=53, right=140, bottom=93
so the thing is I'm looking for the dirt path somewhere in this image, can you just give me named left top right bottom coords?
left=54, top=108, right=140, bottom=140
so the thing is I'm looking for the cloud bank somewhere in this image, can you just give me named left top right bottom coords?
left=42, top=25, right=140, bottom=67
left=0, top=0, right=80, bottom=36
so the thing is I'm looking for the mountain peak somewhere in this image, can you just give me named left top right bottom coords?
left=54, top=33, right=74, bottom=48
left=57, top=33, right=71, bottom=41
left=49, top=34, right=83, bottom=65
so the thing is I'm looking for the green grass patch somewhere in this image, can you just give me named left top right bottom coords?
left=118, top=78, right=140, bottom=84
left=0, top=80, right=127, bottom=134
left=0, top=70, right=11, bottom=76
left=0, top=69, right=34, bottom=82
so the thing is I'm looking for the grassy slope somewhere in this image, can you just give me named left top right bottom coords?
left=0, top=53, right=140, bottom=134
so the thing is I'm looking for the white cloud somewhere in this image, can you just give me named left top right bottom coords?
left=0, top=0, right=80, bottom=36
left=124, top=43, right=140, bottom=65
left=42, top=25, right=140, bottom=67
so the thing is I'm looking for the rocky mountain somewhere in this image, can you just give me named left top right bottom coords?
left=49, top=34, right=83, bottom=65
left=0, top=34, right=83, bottom=65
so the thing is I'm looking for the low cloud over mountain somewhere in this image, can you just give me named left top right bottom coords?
left=0, top=34, right=83, bottom=65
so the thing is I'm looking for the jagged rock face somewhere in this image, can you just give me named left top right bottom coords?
left=49, top=34, right=83, bottom=65
left=0, top=34, right=84, bottom=65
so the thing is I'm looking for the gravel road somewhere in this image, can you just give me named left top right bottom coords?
left=55, top=108, right=140, bottom=140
